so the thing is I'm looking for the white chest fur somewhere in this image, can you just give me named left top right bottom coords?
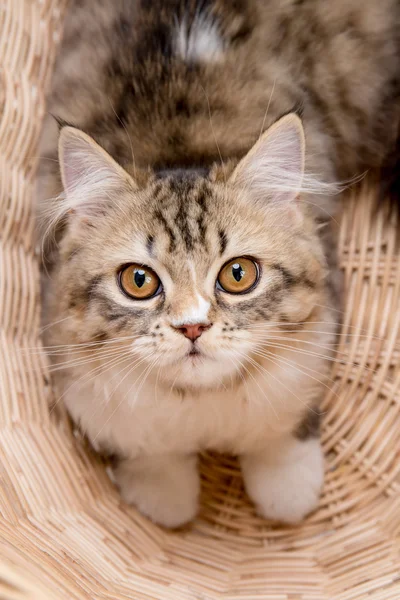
left=63, top=340, right=329, bottom=459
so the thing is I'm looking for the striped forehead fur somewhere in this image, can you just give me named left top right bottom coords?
left=44, top=115, right=340, bottom=245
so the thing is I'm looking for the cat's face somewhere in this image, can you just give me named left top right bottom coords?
left=52, top=115, right=329, bottom=390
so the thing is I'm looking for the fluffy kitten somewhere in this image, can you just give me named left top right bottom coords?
left=38, top=0, right=399, bottom=527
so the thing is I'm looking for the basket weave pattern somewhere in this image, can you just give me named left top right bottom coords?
left=0, top=1, right=399, bottom=598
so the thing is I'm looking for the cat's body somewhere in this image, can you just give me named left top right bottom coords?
left=38, top=0, right=399, bottom=527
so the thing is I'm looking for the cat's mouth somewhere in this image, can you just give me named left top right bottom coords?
left=185, top=345, right=207, bottom=362
left=188, top=347, right=201, bottom=357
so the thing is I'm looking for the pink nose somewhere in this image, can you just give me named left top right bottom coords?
left=174, top=323, right=212, bottom=341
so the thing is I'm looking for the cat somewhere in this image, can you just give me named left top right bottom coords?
left=37, top=0, right=400, bottom=528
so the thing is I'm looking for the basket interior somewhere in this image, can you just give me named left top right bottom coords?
left=0, top=2, right=399, bottom=599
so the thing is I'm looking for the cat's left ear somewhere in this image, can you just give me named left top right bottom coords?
left=58, top=126, right=136, bottom=220
left=229, top=114, right=305, bottom=207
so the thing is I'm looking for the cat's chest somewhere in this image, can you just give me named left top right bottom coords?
left=63, top=359, right=308, bottom=457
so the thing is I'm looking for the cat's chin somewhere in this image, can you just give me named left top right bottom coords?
left=157, top=352, right=237, bottom=390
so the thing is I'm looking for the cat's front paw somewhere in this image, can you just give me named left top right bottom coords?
left=241, top=438, right=324, bottom=524
left=114, top=454, right=200, bottom=528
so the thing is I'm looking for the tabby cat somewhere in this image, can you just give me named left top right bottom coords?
left=38, top=0, right=400, bottom=527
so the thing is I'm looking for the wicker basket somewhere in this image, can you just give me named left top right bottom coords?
left=1, top=2, right=400, bottom=599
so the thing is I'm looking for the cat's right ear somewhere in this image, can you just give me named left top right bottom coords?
left=58, top=127, right=136, bottom=220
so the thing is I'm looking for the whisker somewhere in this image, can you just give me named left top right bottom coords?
left=55, top=342, right=132, bottom=358
left=64, top=349, right=157, bottom=435
left=248, top=334, right=347, bottom=357
left=167, top=366, right=184, bottom=401
left=238, top=332, right=353, bottom=361
left=246, top=327, right=399, bottom=347
left=243, top=352, right=320, bottom=413
left=154, top=361, right=164, bottom=405
left=47, top=347, right=130, bottom=372
left=49, top=352, right=135, bottom=415
left=39, top=315, right=74, bottom=333
left=132, top=356, right=159, bottom=405
left=300, top=198, right=340, bottom=227
left=251, top=341, right=391, bottom=379
left=77, top=356, right=146, bottom=438
left=249, top=332, right=371, bottom=356
left=246, top=321, right=389, bottom=337
left=227, top=354, right=252, bottom=399
left=251, top=348, right=339, bottom=399
left=97, top=350, right=155, bottom=406
left=49, top=344, right=156, bottom=414
left=229, top=352, right=278, bottom=418
left=92, top=352, right=157, bottom=442
left=107, top=96, right=137, bottom=179
left=245, top=318, right=374, bottom=329
left=252, top=345, right=335, bottom=381
left=258, top=78, right=276, bottom=138
left=22, top=334, right=144, bottom=355
left=200, top=83, right=226, bottom=184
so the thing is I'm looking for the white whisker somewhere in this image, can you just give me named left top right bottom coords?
left=92, top=352, right=157, bottom=442
left=230, top=350, right=279, bottom=418
left=251, top=348, right=339, bottom=399
left=49, top=352, right=134, bottom=416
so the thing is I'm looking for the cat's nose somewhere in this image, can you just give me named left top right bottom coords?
left=173, top=323, right=212, bottom=341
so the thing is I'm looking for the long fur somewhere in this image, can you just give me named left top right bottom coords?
left=37, top=0, right=399, bottom=527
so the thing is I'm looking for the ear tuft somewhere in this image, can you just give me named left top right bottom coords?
left=230, top=114, right=305, bottom=205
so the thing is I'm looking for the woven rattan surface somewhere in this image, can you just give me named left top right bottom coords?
left=1, top=1, right=400, bottom=598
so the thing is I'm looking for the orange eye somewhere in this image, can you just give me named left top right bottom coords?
left=119, top=264, right=161, bottom=299
left=217, top=258, right=259, bottom=294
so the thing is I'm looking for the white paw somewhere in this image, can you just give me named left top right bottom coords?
left=114, top=454, right=200, bottom=528
left=241, top=438, right=324, bottom=524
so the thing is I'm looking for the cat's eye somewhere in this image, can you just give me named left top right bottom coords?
left=217, top=258, right=259, bottom=294
left=119, top=264, right=161, bottom=299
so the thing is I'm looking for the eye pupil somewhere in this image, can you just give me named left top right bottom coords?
left=119, top=264, right=161, bottom=299
left=232, top=263, right=244, bottom=282
left=134, top=269, right=146, bottom=288
left=217, top=257, right=259, bottom=294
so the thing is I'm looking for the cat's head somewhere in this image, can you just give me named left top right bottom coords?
left=50, top=114, right=332, bottom=390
